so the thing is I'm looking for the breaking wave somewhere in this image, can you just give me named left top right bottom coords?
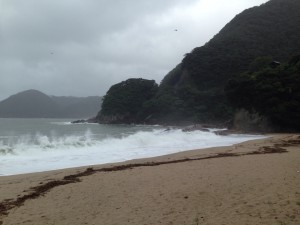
left=0, top=128, right=264, bottom=176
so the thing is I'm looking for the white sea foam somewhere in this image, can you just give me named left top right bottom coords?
left=50, top=121, right=73, bottom=125
left=0, top=129, right=264, bottom=176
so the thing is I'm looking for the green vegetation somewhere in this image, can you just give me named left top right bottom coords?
left=97, top=78, right=158, bottom=123
left=96, top=0, right=300, bottom=130
left=147, top=0, right=300, bottom=124
left=225, top=55, right=300, bottom=131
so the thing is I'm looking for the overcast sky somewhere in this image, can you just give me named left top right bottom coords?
left=0, top=0, right=268, bottom=100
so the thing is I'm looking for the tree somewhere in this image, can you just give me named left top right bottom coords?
left=225, top=55, right=300, bottom=131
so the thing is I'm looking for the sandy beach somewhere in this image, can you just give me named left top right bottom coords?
left=0, top=134, right=300, bottom=225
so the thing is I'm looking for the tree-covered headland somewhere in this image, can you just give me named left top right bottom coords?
left=96, top=0, right=300, bottom=131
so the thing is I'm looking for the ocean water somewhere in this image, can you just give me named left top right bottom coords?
left=0, top=118, right=264, bottom=176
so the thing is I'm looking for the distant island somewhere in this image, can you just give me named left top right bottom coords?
left=94, top=0, right=300, bottom=132
left=0, top=89, right=102, bottom=118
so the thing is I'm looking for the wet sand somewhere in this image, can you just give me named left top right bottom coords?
left=1, top=134, right=300, bottom=225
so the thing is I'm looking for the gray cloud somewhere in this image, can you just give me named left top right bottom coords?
left=0, top=0, right=268, bottom=100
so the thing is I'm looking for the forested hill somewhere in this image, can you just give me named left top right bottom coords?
left=147, top=0, right=300, bottom=124
left=0, top=90, right=102, bottom=118
left=225, top=55, right=300, bottom=132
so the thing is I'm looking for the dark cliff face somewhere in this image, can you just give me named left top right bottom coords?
left=149, top=0, right=300, bottom=124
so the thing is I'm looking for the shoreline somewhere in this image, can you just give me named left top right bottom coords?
left=0, top=128, right=265, bottom=177
left=0, top=133, right=266, bottom=177
left=1, top=134, right=300, bottom=225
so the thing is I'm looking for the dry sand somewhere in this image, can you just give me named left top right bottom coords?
left=0, top=134, right=300, bottom=225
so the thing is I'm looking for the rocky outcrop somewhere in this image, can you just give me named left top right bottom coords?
left=97, top=114, right=134, bottom=124
left=96, top=78, right=158, bottom=124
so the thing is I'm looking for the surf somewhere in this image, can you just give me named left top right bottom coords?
left=0, top=123, right=264, bottom=176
